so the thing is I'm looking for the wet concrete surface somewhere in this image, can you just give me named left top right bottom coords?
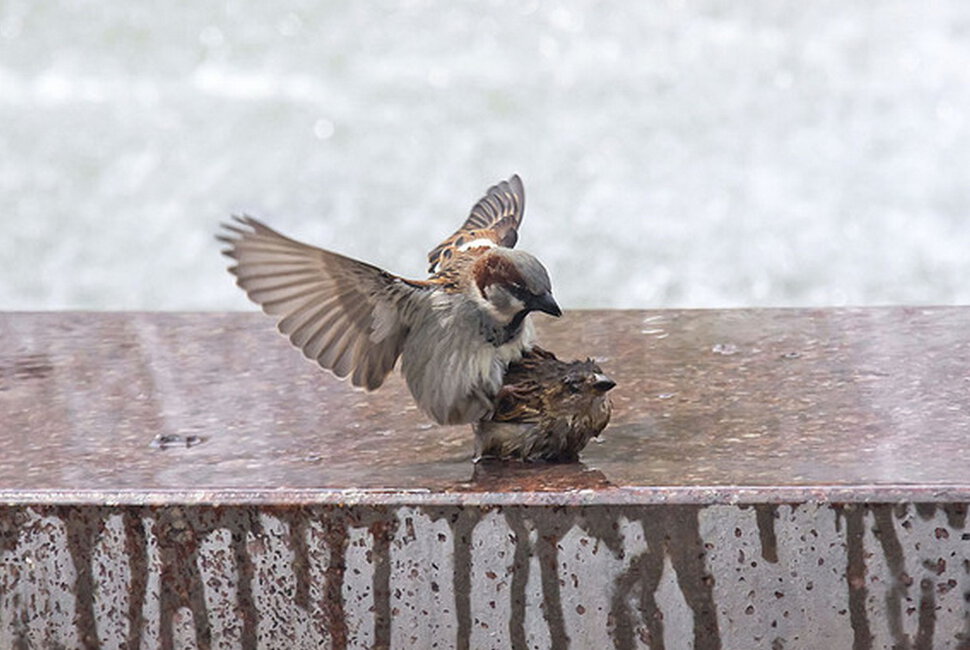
left=2, top=502, right=969, bottom=649
left=2, top=309, right=970, bottom=502
left=3, top=310, right=970, bottom=648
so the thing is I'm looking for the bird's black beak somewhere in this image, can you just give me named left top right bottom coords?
left=530, top=291, right=562, bottom=317
left=592, top=373, right=616, bottom=392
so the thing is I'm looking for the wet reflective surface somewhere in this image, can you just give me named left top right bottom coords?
left=2, top=309, right=969, bottom=503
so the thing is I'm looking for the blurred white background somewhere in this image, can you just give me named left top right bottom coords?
left=1, top=1, right=968, bottom=310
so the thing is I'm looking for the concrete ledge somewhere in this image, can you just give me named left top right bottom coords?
left=2, top=309, right=970, bottom=648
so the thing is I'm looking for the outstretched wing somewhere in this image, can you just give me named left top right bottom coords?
left=218, top=216, right=427, bottom=390
left=427, top=174, right=525, bottom=274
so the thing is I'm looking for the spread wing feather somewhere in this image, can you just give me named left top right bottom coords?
left=218, top=215, right=427, bottom=390
left=427, top=174, right=525, bottom=273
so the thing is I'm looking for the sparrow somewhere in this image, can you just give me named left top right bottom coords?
left=218, top=175, right=562, bottom=425
left=473, top=347, right=616, bottom=462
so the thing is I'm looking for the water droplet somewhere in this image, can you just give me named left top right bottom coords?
left=712, top=343, right=739, bottom=355
left=150, top=433, right=204, bottom=450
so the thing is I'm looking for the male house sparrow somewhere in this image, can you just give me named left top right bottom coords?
left=218, top=175, right=561, bottom=425
left=474, top=347, right=616, bottom=462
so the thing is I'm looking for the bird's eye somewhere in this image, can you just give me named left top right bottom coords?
left=561, top=376, right=583, bottom=393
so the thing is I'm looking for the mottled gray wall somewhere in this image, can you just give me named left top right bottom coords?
left=2, top=503, right=968, bottom=648
left=2, top=2, right=969, bottom=310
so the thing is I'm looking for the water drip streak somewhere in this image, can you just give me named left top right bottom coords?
left=123, top=509, right=149, bottom=650
left=155, top=510, right=211, bottom=650
left=506, top=509, right=531, bottom=649
left=537, top=533, right=569, bottom=647
left=870, top=505, right=912, bottom=649
left=659, top=507, right=721, bottom=650
left=609, top=541, right=665, bottom=649
left=61, top=506, right=111, bottom=650
left=753, top=504, right=779, bottom=564
left=451, top=509, right=480, bottom=650
left=322, top=516, right=349, bottom=650
left=369, top=516, right=397, bottom=649
left=230, top=511, right=261, bottom=650
left=279, top=509, right=311, bottom=609
left=915, top=578, right=936, bottom=649
left=836, top=505, right=873, bottom=650
left=607, top=506, right=720, bottom=650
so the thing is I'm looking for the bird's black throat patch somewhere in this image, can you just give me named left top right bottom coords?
left=482, top=309, right=529, bottom=346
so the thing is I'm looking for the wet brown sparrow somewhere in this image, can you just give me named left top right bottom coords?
left=218, top=175, right=561, bottom=425
left=474, top=347, right=615, bottom=462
